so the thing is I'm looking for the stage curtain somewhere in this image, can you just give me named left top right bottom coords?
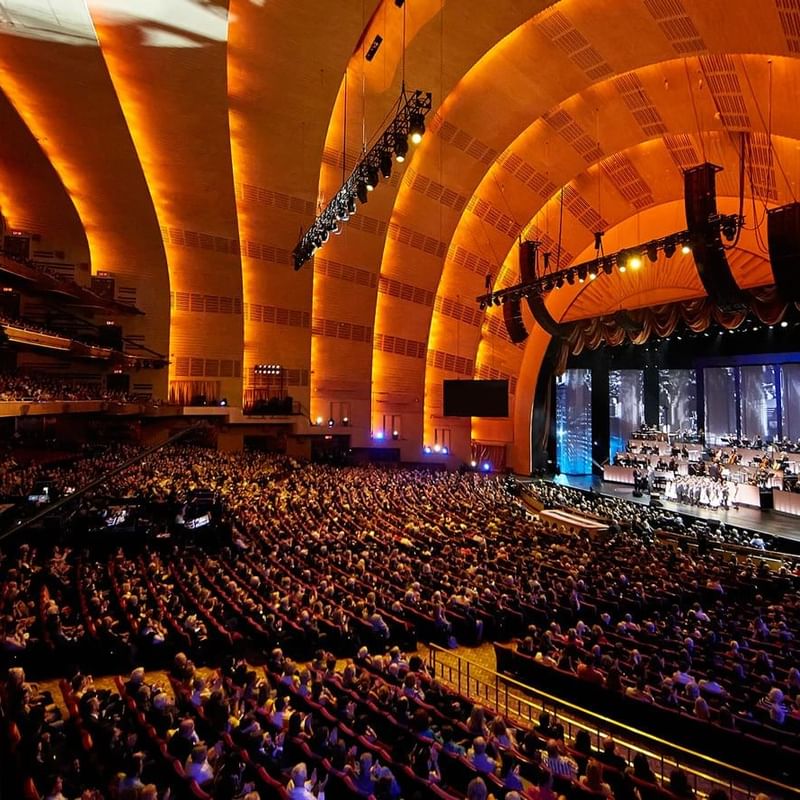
left=562, top=287, right=781, bottom=367
left=168, top=380, right=221, bottom=405
left=471, top=442, right=506, bottom=470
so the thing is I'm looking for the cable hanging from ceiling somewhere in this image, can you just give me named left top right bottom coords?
left=292, top=0, right=430, bottom=270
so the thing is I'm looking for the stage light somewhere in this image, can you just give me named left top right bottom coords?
left=433, top=443, right=441, bottom=453
left=566, top=270, right=575, bottom=285
left=379, top=151, right=393, bottom=179
left=602, top=259, right=613, bottom=275
left=664, top=241, right=677, bottom=258
left=365, top=35, right=383, bottom=61
left=470, top=460, right=477, bottom=468
left=589, top=270, right=597, bottom=280
left=347, top=195, right=357, bottom=215
left=365, top=165, right=379, bottom=191
left=628, top=255, right=642, bottom=270
left=681, top=244, right=692, bottom=255
left=442, top=446, right=449, bottom=455
left=781, top=320, right=789, bottom=328
left=220, top=398, right=228, bottom=407
left=493, top=296, right=501, bottom=306
left=593, top=231, right=604, bottom=251
left=356, top=180, right=369, bottom=204
left=394, top=133, right=408, bottom=162
left=392, top=430, right=400, bottom=440
left=722, top=219, right=737, bottom=241
left=482, top=462, right=491, bottom=472
left=342, top=416, right=349, bottom=425
left=409, top=112, right=425, bottom=144
left=374, top=430, right=385, bottom=440
left=315, top=416, right=323, bottom=425
left=556, top=274, right=565, bottom=288
left=479, top=300, right=487, bottom=311
left=423, top=445, right=432, bottom=454
left=618, top=264, right=627, bottom=273
left=327, top=417, right=335, bottom=428
left=647, top=244, right=658, bottom=262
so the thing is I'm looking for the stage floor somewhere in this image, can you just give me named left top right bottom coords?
left=524, top=474, right=800, bottom=545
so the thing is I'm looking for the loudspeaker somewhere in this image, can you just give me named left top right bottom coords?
left=502, top=297, right=528, bottom=344
left=767, top=202, right=800, bottom=302
left=684, top=163, right=742, bottom=307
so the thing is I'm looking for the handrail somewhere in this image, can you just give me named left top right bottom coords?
left=427, top=643, right=796, bottom=798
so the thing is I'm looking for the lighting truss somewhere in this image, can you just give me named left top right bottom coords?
left=475, top=215, right=742, bottom=309
left=292, top=89, right=433, bottom=270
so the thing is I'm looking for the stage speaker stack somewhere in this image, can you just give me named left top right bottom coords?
left=767, top=202, right=800, bottom=302
left=684, top=163, right=743, bottom=308
left=502, top=295, right=528, bottom=344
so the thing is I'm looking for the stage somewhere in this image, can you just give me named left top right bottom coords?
left=524, top=474, right=800, bottom=547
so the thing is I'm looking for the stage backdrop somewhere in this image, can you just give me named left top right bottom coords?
left=658, top=369, right=697, bottom=435
left=782, top=364, right=800, bottom=442
left=556, top=369, right=592, bottom=475
left=704, top=367, right=738, bottom=446
left=609, top=369, right=644, bottom=462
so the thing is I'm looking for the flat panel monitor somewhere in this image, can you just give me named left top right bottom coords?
left=443, top=380, right=509, bottom=417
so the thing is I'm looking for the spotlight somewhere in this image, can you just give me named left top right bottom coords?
left=781, top=320, right=789, bottom=328
left=681, top=244, right=692, bottom=255
left=327, top=417, right=335, bottom=428
left=566, top=271, right=575, bottom=285
left=394, top=134, right=408, bottom=163
left=664, top=241, right=677, bottom=258
left=433, top=443, right=442, bottom=453
left=365, top=165, right=379, bottom=191
left=392, top=430, right=400, bottom=440
left=347, top=195, right=357, bottom=215
left=602, top=259, right=613, bottom=276
left=479, top=300, right=487, bottom=311
left=409, top=112, right=425, bottom=144
left=647, top=244, right=658, bottom=263
left=482, top=462, right=491, bottom=472
left=321, top=229, right=329, bottom=244
left=493, top=296, right=501, bottom=306
left=556, top=274, right=565, bottom=288
left=315, top=416, right=323, bottom=425
left=342, top=416, right=349, bottom=425
left=379, top=151, right=393, bottom=179
left=423, top=445, right=432, bottom=454
left=220, top=398, right=228, bottom=407
left=722, top=219, right=737, bottom=241
left=589, top=270, right=597, bottom=280
left=593, top=231, right=604, bottom=251
left=356, top=180, right=369, bottom=204
left=628, top=255, right=642, bottom=270
left=365, top=34, right=383, bottom=62
left=374, top=430, right=385, bottom=440
left=470, top=460, right=477, bottom=468
left=442, top=446, right=449, bottom=455
left=619, top=264, right=627, bottom=273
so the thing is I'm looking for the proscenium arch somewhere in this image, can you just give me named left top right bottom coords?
left=364, top=7, right=800, bottom=468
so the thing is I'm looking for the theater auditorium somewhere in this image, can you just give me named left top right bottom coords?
left=1, top=2, right=799, bottom=800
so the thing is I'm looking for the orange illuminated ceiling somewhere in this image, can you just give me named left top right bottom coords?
left=1, top=0, right=798, bottom=467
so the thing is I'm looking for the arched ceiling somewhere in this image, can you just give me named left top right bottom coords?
left=1, top=0, right=798, bottom=467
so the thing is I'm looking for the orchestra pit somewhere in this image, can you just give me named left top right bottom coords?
left=3, top=2, right=800, bottom=800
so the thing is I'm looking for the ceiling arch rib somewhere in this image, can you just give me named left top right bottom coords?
left=0, top=88, right=89, bottom=265
left=0, top=1, right=170, bottom=394
left=422, top=50, right=799, bottom=449
left=88, top=0, right=244, bottom=402
left=372, top=0, right=800, bottom=462
left=311, top=0, right=559, bottom=438
left=227, top=0, right=380, bottom=414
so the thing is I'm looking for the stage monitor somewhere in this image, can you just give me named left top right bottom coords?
left=443, top=379, right=509, bottom=417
